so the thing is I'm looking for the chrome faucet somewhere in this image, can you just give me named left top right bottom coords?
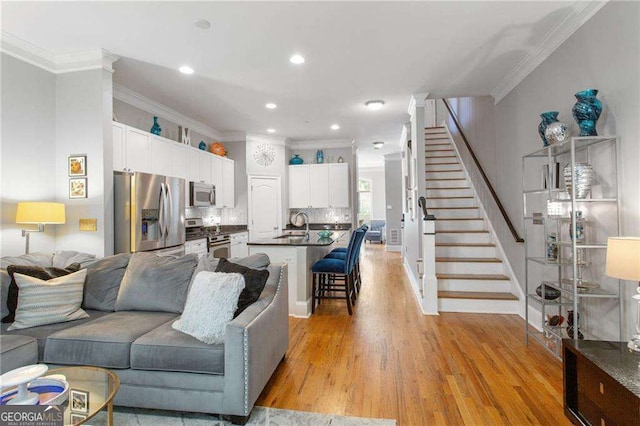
left=294, top=211, right=310, bottom=240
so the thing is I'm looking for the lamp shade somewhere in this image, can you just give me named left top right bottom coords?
left=606, top=237, right=640, bottom=281
left=16, top=202, right=66, bottom=224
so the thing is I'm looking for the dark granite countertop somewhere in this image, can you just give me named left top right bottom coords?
left=203, top=225, right=248, bottom=235
left=285, top=223, right=352, bottom=231
left=564, top=339, right=640, bottom=398
left=249, top=230, right=346, bottom=246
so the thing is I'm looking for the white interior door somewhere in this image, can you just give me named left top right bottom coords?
left=249, top=176, right=281, bottom=240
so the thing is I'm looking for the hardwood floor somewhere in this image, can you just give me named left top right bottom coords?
left=256, top=244, right=570, bottom=425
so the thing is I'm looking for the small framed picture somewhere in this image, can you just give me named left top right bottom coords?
left=69, top=178, right=87, bottom=199
left=70, top=413, right=87, bottom=424
left=70, top=389, right=89, bottom=413
left=69, top=155, right=87, bottom=176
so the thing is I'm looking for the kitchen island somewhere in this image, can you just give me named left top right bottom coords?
left=248, top=230, right=346, bottom=317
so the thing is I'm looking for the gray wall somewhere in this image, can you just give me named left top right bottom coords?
left=384, top=156, right=403, bottom=247
left=444, top=1, right=639, bottom=339
left=1, top=54, right=57, bottom=256
left=359, top=168, right=386, bottom=220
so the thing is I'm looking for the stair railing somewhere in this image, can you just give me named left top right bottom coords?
left=418, top=196, right=438, bottom=314
left=441, top=99, right=524, bottom=243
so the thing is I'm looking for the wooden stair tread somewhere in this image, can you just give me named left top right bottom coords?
left=429, top=206, right=478, bottom=210
left=426, top=149, right=454, bottom=152
left=438, top=291, right=518, bottom=300
left=436, top=243, right=495, bottom=247
left=427, top=196, right=474, bottom=199
left=426, top=169, right=463, bottom=173
left=436, top=257, right=502, bottom=263
left=427, top=186, right=470, bottom=190
left=426, top=178, right=467, bottom=181
left=437, top=273, right=509, bottom=280
left=435, top=218, right=483, bottom=221
left=437, top=230, right=489, bottom=233
left=426, top=161, right=459, bottom=164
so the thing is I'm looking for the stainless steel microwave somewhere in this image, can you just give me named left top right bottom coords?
left=189, top=182, right=215, bottom=207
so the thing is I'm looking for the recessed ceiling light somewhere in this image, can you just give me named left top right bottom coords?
left=365, top=100, right=385, bottom=110
left=195, top=19, right=211, bottom=30
left=290, top=54, right=305, bottom=65
left=373, top=141, right=385, bottom=149
left=265, top=103, right=277, bottom=109
left=330, top=124, right=340, bottom=130
left=267, top=128, right=276, bottom=133
left=179, top=65, right=194, bottom=75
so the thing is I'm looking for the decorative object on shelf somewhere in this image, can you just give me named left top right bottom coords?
left=316, top=149, right=324, bottom=164
left=289, top=154, right=304, bottom=165
left=317, top=230, right=334, bottom=239
left=536, top=284, right=560, bottom=300
left=563, top=162, right=593, bottom=199
left=569, top=210, right=585, bottom=243
left=210, top=142, right=226, bottom=157
left=544, top=121, right=571, bottom=145
left=547, top=314, right=564, bottom=326
left=198, top=141, right=207, bottom=150
left=150, top=116, right=162, bottom=135
left=337, top=156, right=344, bottom=163
left=546, top=200, right=565, bottom=217
left=289, top=211, right=306, bottom=227
left=68, top=155, right=87, bottom=177
left=546, top=233, right=558, bottom=261
left=178, top=126, right=190, bottom=145
left=542, top=162, right=561, bottom=189
left=253, top=143, right=275, bottom=167
left=537, top=111, right=559, bottom=147
left=605, top=237, right=640, bottom=352
left=561, top=278, right=600, bottom=293
left=69, top=178, right=87, bottom=199
left=572, top=89, right=602, bottom=136
left=567, top=310, right=584, bottom=339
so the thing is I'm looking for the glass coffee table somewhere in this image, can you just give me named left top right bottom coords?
left=48, top=366, right=119, bottom=426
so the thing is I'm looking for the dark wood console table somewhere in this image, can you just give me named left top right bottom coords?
left=563, top=340, right=640, bottom=425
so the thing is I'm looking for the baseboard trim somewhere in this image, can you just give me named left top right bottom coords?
left=290, top=300, right=311, bottom=318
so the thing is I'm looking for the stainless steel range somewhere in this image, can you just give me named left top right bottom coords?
left=185, top=218, right=231, bottom=258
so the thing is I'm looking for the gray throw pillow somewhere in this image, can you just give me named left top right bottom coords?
left=216, top=258, right=270, bottom=317
left=83, top=253, right=132, bottom=312
left=115, top=252, right=198, bottom=313
left=229, top=253, right=271, bottom=270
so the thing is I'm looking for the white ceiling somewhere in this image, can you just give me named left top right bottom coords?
left=2, top=1, right=577, bottom=166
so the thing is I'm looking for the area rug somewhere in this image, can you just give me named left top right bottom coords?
left=88, top=406, right=397, bottom=425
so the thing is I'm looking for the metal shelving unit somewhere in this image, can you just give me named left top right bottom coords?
left=522, top=136, right=621, bottom=358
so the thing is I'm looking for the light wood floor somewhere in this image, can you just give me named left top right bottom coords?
left=256, top=244, right=571, bottom=425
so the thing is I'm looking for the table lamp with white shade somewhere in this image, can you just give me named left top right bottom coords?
left=605, top=237, right=640, bottom=352
left=15, top=202, right=66, bottom=254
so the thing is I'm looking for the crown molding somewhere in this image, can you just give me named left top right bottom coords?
left=491, top=0, right=608, bottom=103
left=0, top=31, right=118, bottom=74
left=287, top=139, right=354, bottom=150
left=113, top=83, right=222, bottom=140
left=407, top=92, right=429, bottom=115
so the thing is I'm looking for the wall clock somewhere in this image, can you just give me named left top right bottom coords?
left=253, top=143, right=275, bottom=167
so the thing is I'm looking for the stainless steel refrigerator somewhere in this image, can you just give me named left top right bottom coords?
left=114, top=171, right=186, bottom=255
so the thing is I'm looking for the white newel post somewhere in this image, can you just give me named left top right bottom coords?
left=422, top=217, right=439, bottom=315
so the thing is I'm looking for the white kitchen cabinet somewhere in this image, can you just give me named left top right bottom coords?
left=328, top=163, right=350, bottom=207
left=188, top=148, right=201, bottom=182
left=289, top=165, right=311, bottom=208
left=309, top=165, right=329, bottom=208
left=150, top=136, right=173, bottom=177
left=171, top=143, right=189, bottom=180
left=112, top=122, right=126, bottom=171
left=125, top=127, right=152, bottom=174
left=211, top=155, right=223, bottom=196
left=199, top=152, right=213, bottom=184
left=230, top=231, right=249, bottom=257
left=220, top=158, right=235, bottom=208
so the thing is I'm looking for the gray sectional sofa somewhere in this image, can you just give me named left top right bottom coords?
left=0, top=252, right=288, bottom=424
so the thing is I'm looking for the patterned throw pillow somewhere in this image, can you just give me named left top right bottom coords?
left=8, top=269, right=88, bottom=331
left=215, top=258, right=270, bottom=317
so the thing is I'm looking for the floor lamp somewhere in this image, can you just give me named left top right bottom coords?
left=606, top=237, right=640, bottom=352
left=15, top=202, right=66, bottom=254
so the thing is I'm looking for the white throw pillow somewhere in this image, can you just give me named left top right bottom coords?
left=8, top=269, right=89, bottom=331
left=172, top=272, right=245, bottom=344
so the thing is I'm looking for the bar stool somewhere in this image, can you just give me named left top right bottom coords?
left=324, top=226, right=367, bottom=296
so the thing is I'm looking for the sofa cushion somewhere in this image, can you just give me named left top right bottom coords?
left=1, top=253, right=53, bottom=270
left=8, top=270, right=88, bottom=331
left=0, top=335, right=38, bottom=374
left=1, top=310, right=111, bottom=360
left=3, top=264, right=81, bottom=323
left=216, top=258, right=270, bottom=317
left=82, top=253, right=131, bottom=312
left=131, top=320, right=225, bottom=375
left=52, top=250, right=97, bottom=269
left=115, top=252, right=198, bottom=313
left=44, top=311, right=177, bottom=369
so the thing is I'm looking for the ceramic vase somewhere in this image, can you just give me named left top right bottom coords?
left=150, top=116, right=162, bottom=135
left=289, top=154, right=304, bottom=165
left=316, top=150, right=324, bottom=164
left=198, top=141, right=207, bottom=150
left=536, top=284, right=561, bottom=300
left=544, top=121, right=571, bottom=145
left=538, top=111, right=559, bottom=147
left=569, top=211, right=585, bottom=243
left=572, top=89, right=602, bottom=136
left=567, top=310, right=584, bottom=339
left=563, top=162, right=594, bottom=199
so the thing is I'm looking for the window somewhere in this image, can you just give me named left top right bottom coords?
left=358, top=179, right=372, bottom=225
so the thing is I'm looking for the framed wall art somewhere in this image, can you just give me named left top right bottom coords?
left=69, top=178, right=87, bottom=199
left=69, top=155, right=87, bottom=176
left=70, top=389, right=89, bottom=413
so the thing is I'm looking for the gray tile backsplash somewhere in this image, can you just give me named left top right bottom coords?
left=186, top=206, right=248, bottom=227
left=286, top=208, right=351, bottom=226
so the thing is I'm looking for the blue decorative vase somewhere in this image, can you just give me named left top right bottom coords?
left=316, top=150, right=324, bottom=164
left=150, top=116, right=162, bottom=135
left=199, top=141, right=207, bottom=150
left=572, top=89, right=602, bottom=136
left=289, top=154, right=304, bottom=165
left=538, top=111, right=559, bottom=147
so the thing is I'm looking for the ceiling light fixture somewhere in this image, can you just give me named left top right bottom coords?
left=330, top=124, right=340, bottom=130
left=265, top=103, right=277, bottom=109
left=365, top=100, right=385, bottom=110
left=267, top=128, right=276, bottom=133
left=373, top=141, right=385, bottom=149
left=195, top=19, right=211, bottom=30
left=179, top=65, right=194, bottom=75
left=290, top=54, right=305, bottom=65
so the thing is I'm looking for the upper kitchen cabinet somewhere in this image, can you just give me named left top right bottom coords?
left=328, top=163, right=350, bottom=208
left=150, top=135, right=189, bottom=180
left=219, top=158, right=235, bottom=208
left=309, top=165, right=329, bottom=208
left=188, top=147, right=214, bottom=184
left=289, top=165, right=311, bottom=208
left=112, top=123, right=151, bottom=174
left=112, top=122, right=126, bottom=171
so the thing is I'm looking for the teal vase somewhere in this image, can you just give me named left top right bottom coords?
left=538, top=111, right=559, bottom=147
left=289, top=154, right=304, bottom=165
left=572, top=89, right=602, bottom=136
left=150, top=116, right=162, bottom=135
left=316, top=150, right=324, bottom=164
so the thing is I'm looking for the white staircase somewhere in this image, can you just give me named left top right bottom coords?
left=425, top=126, right=518, bottom=313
